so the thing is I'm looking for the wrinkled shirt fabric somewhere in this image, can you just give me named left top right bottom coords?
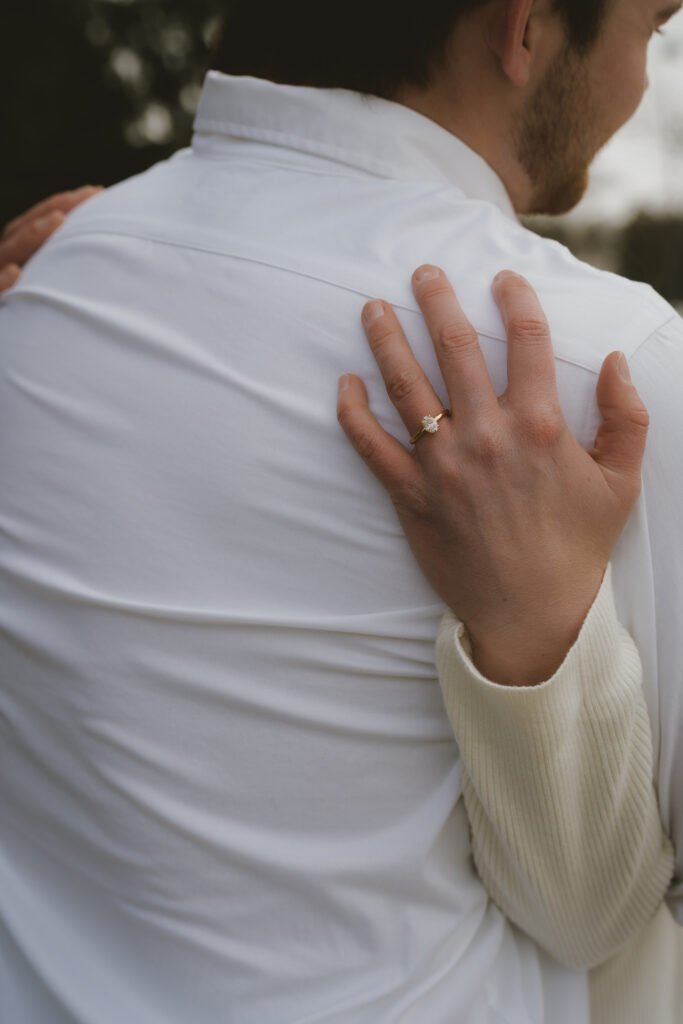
left=2, top=72, right=682, bottom=1024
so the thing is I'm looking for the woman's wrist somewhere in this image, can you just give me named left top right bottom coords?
left=464, top=570, right=605, bottom=686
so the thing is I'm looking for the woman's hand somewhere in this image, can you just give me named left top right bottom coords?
left=338, top=266, right=649, bottom=685
left=0, top=186, right=103, bottom=295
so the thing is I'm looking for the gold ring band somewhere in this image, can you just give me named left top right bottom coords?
left=410, top=409, right=451, bottom=445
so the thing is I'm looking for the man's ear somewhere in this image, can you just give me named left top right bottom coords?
left=495, top=0, right=535, bottom=88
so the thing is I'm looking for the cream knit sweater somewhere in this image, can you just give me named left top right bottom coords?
left=436, top=568, right=679, bottom=1023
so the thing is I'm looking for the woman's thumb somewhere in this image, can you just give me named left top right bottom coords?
left=591, top=351, right=649, bottom=502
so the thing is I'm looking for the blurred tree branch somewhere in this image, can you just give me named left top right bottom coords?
left=0, top=0, right=223, bottom=225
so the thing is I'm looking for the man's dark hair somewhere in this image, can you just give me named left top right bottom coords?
left=213, top=1, right=612, bottom=99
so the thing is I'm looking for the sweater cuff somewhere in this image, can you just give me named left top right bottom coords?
left=436, top=565, right=644, bottom=742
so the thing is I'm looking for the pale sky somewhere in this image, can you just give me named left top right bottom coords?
left=560, top=16, right=683, bottom=226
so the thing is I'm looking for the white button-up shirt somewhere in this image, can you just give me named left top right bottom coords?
left=1, top=72, right=681, bottom=1024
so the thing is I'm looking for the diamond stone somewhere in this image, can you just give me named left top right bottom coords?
left=422, top=415, right=439, bottom=433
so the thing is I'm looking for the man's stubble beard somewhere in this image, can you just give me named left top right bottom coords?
left=515, top=46, right=604, bottom=216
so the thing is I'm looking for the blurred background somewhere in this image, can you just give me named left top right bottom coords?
left=2, top=0, right=683, bottom=304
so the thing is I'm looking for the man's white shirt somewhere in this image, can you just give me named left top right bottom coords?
left=0, top=73, right=681, bottom=1023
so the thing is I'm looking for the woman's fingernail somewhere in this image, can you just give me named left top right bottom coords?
left=617, top=352, right=631, bottom=382
left=413, top=265, right=441, bottom=283
left=363, top=300, right=385, bottom=325
left=338, top=374, right=350, bottom=394
left=34, top=212, right=63, bottom=234
left=493, top=270, right=517, bottom=286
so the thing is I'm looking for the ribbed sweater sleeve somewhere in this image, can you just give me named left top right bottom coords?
left=436, top=566, right=674, bottom=970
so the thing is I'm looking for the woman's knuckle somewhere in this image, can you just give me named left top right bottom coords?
left=471, top=423, right=508, bottom=463
left=510, top=315, right=549, bottom=345
left=438, top=321, right=476, bottom=355
left=353, top=431, right=381, bottom=465
left=519, top=404, right=563, bottom=446
left=627, top=405, right=650, bottom=431
left=366, top=317, right=394, bottom=348
left=386, top=367, right=423, bottom=403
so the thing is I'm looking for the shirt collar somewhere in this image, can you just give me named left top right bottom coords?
left=194, top=72, right=516, bottom=220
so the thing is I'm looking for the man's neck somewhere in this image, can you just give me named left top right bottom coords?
left=392, top=85, right=531, bottom=214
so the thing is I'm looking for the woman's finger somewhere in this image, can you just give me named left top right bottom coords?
left=492, top=271, right=558, bottom=408
left=0, top=264, right=21, bottom=295
left=2, top=186, right=101, bottom=241
left=361, top=299, right=446, bottom=444
left=0, top=212, right=65, bottom=270
left=411, top=265, right=498, bottom=423
left=591, top=351, right=649, bottom=505
left=337, top=373, right=421, bottom=497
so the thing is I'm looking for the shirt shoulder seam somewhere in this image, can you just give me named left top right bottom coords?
left=51, top=225, right=672, bottom=377
left=628, top=312, right=681, bottom=364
